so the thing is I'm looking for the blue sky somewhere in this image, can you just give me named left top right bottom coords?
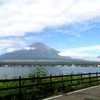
left=0, top=0, right=100, bottom=60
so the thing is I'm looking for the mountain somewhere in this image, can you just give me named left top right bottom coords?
left=0, top=42, right=71, bottom=60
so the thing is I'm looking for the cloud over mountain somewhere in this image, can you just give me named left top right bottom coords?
left=0, top=0, right=100, bottom=58
left=0, top=42, right=70, bottom=60
left=0, top=0, right=100, bottom=37
left=59, top=45, right=100, bottom=61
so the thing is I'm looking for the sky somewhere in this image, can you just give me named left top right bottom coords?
left=0, top=0, right=100, bottom=60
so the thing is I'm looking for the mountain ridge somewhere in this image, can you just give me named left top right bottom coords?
left=0, top=42, right=91, bottom=62
left=0, top=42, right=72, bottom=60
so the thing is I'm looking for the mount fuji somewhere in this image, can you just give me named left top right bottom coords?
left=0, top=42, right=72, bottom=60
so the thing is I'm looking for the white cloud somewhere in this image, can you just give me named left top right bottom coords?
left=6, top=44, right=35, bottom=53
left=25, top=36, right=39, bottom=41
left=7, top=47, right=18, bottom=53
left=0, top=43, right=12, bottom=51
left=59, top=45, right=100, bottom=56
left=0, top=38, right=27, bottom=54
left=68, top=45, right=100, bottom=53
left=59, top=51, right=100, bottom=61
left=0, top=0, right=100, bottom=37
left=69, top=0, right=100, bottom=22
left=23, top=47, right=35, bottom=50
left=59, top=45, right=100, bottom=61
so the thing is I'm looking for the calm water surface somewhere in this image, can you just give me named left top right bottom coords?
left=0, top=66, right=100, bottom=79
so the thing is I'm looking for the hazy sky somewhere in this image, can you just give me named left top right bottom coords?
left=0, top=0, right=100, bottom=58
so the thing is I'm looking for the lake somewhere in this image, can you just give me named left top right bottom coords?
left=0, top=66, right=100, bottom=79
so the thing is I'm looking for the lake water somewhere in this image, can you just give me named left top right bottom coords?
left=0, top=66, right=100, bottom=79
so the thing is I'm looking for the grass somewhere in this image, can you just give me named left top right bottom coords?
left=0, top=66, right=100, bottom=100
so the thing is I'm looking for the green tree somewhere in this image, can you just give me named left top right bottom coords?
left=28, top=65, right=48, bottom=77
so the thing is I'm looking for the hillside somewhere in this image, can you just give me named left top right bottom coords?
left=0, top=42, right=71, bottom=60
